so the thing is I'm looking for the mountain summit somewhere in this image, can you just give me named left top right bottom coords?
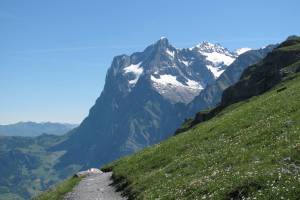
left=107, top=38, right=240, bottom=104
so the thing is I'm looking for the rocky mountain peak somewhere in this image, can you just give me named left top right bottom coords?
left=155, top=36, right=170, bottom=47
left=105, top=38, right=259, bottom=104
left=150, top=37, right=177, bottom=59
left=193, top=41, right=230, bottom=54
left=188, top=41, right=237, bottom=78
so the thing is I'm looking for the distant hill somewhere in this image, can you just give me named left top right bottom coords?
left=0, top=122, right=77, bottom=137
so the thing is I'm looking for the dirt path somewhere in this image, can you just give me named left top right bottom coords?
left=64, top=172, right=126, bottom=200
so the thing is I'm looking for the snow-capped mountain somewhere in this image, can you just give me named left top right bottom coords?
left=108, top=38, right=214, bottom=103
left=191, top=41, right=238, bottom=78
left=187, top=44, right=275, bottom=118
left=53, top=37, right=272, bottom=170
left=113, top=38, right=241, bottom=104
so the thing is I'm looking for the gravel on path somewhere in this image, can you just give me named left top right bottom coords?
left=64, top=172, right=126, bottom=200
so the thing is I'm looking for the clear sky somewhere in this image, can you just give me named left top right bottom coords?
left=0, top=0, right=299, bottom=124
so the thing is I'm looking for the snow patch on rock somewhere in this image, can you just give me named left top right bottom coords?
left=186, top=79, right=204, bottom=90
left=207, top=65, right=225, bottom=78
left=192, top=41, right=237, bottom=66
left=151, top=74, right=183, bottom=87
left=123, top=62, right=143, bottom=85
left=202, top=51, right=235, bottom=66
left=150, top=74, right=204, bottom=103
left=235, top=47, right=252, bottom=55
left=178, top=58, right=190, bottom=66
left=166, top=49, right=175, bottom=58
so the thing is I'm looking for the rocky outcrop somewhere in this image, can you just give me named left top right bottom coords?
left=74, top=168, right=103, bottom=178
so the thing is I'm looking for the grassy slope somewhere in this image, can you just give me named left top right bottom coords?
left=103, top=73, right=300, bottom=199
left=32, top=176, right=81, bottom=200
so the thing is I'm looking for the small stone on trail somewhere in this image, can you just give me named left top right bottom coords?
left=74, top=168, right=103, bottom=177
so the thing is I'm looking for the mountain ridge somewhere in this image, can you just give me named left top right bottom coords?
left=0, top=122, right=77, bottom=137
left=186, top=44, right=276, bottom=118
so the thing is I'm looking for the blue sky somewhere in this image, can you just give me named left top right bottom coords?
left=0, top=0, right=299, bottom=124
